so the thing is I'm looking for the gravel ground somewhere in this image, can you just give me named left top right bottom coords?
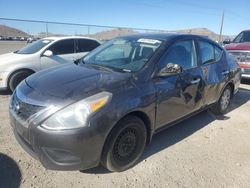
left=0, top=42, right=250, bottom=188
left=0, top=41, right=26, bottom=54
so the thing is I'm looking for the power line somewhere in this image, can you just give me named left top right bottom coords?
left=0, top=17, right=166, bottom=32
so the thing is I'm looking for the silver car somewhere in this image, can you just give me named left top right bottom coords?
left=0, top=36, right=100, bottom=91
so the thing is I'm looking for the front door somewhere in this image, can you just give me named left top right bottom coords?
left=154, top=39, right=205, bottom=129
left=40, top=39, right=77, bottom=69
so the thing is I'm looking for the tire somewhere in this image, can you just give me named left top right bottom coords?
left=9, top=71, right=33, bottom=92
left=210, top=85, right=232, bottom=115
left=101, top=115, right=147, bottom=172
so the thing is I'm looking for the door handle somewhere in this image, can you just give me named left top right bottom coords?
left=221, top=70, right=229, bottom=75
left=190, top=78, right=201, bottom=84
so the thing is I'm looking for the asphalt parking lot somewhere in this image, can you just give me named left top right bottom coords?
left=0, top=41, right=250, bottom=188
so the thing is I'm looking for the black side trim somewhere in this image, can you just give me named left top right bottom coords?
left=13, top=128, right=38, bottom=160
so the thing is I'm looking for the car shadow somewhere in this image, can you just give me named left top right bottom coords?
left=0, top=153, right=22, bottom=188
left=82, top=87, right=249, bottom=174
left=241, top=79, right=250, bottom=85
left=0, top=90, right=12, bottom=96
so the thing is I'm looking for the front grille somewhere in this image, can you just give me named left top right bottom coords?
left=242, top=68, right=250, bottom=74
left=228, top=51, right=250, bottom=63
left=10, top=92, right=44, bottom=122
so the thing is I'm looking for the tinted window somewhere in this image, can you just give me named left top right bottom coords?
left=199, top=41, right=223, bottom=64
left=15, top=39, right=53, bottom=54
left=48, top=39, right=74, bottom=55
left=77, top=39, right=100, bottom=52
left=233, top=31, right=250, bottom=43
left=215, top=46, right=223, bottom=61
left=160, top=40, right=197, bottom=70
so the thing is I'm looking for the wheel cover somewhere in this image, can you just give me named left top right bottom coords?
left=113, top=128, right=137, bottom=163
left=221, top=88, right=231, bottom=111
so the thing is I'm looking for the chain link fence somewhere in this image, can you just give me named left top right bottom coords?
left=0, top=18, right=169, bottom=41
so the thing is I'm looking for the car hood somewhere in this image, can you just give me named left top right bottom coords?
left=0, top=52, right=32, bottom=65
left=224, top=42, right=250, bottom=51
left=25, top=64, right=131, bottom=105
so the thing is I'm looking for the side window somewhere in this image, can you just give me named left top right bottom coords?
left=77, top=39, right=100, bottom=52
left=215, top=46, right=223, bottom=61
left=160, top=40, right=197, bottom=70
left=233, top=32, right=244, bottom=43
left=199, top=41, right=223, bottom=64
left=48, top=39, right=74, bottom=55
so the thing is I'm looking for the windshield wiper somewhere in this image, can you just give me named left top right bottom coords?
left=88, top=64, right=115, bottom=72
left=81, top=59, right=86, bottom=64
left=73, top=58, right=85, bottom=65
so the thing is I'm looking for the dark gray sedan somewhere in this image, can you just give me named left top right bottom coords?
left=9, top=33, right=241, bottom=172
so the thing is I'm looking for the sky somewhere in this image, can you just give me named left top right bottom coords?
left=0, top=0, right=249, bottom=36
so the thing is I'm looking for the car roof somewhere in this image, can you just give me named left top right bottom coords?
left=242, top=29, right=250, bottom=32
left=42, top=36, right=100, bottom=42
left=120, top=32, right=209, bottom=41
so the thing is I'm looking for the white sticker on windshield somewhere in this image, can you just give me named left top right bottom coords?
left=137, top=38, right=161, bottom=44
left=42, top=40, right=51, bottom=44
left=113, top=39, right=127, bottom=45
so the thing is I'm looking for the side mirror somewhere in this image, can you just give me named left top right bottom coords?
left=158, top=63, right=183, bottom=76
left=43, top=50, right=53, bottom=57
left=223, top=39, right=231, bottom=45
left=73, top=58, right=81, bottom=65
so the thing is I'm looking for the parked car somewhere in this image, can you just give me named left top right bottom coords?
left=9, top=33, right=241, bottom=172
left=0, top=36, right=100, bottom=91
left=27, top=37, right=37, bottom=44
left=224, top=30, right=250, bottom=79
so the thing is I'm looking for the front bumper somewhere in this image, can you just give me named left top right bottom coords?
left=9, top=109, right=106, bottom=171
left=241, top=68, right=250, bottom=79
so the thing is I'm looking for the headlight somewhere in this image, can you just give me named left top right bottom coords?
left=41, top=91, right=112, bottom=130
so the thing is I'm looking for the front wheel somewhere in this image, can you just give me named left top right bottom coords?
left=101, top=116, right=147, bottom=172
left=210, top=85, right=232, bottom=115
left=9, top=71, right=33, bottom=92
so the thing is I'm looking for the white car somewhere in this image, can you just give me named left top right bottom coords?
left=0, top=36, right=100, bottom=91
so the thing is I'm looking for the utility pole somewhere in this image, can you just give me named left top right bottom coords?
left=46, top=22, right=49, bottom=37
left=3, top=24, right=6, bottom=38
left=219, top=11, right=224, bottom=43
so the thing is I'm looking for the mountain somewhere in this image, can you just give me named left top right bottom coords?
left=35, top=32, right=67, bottom=38
left=85, top=28, right=137, bottom=40
left=85, top=27, right=229, bottom=41
left=172, top=28, right=229, bottom=41
left=0, top=25, right=231, bottom=41
left=0, top=25, right=29, bottom=37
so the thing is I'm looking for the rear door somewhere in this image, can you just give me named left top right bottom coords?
left=40, top=39, right=77, bottom=69
left=75, top=39, right=100, bottom=59
left=154, top=39, right=205, bottom=129
left=197, top=40, right=228, bottom=105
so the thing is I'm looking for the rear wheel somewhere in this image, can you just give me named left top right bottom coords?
left=101, top=115, right=147, bottom=172
left=210, top=85, right=232, bottom=115
left=9, top=70, right=33, bottom=92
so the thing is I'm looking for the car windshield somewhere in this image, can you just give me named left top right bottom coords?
left=83, top=38, right=163, bottom=72
left=15, top=39, right=53, bottom=54
left=233, top=31, right=250, bottom=43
